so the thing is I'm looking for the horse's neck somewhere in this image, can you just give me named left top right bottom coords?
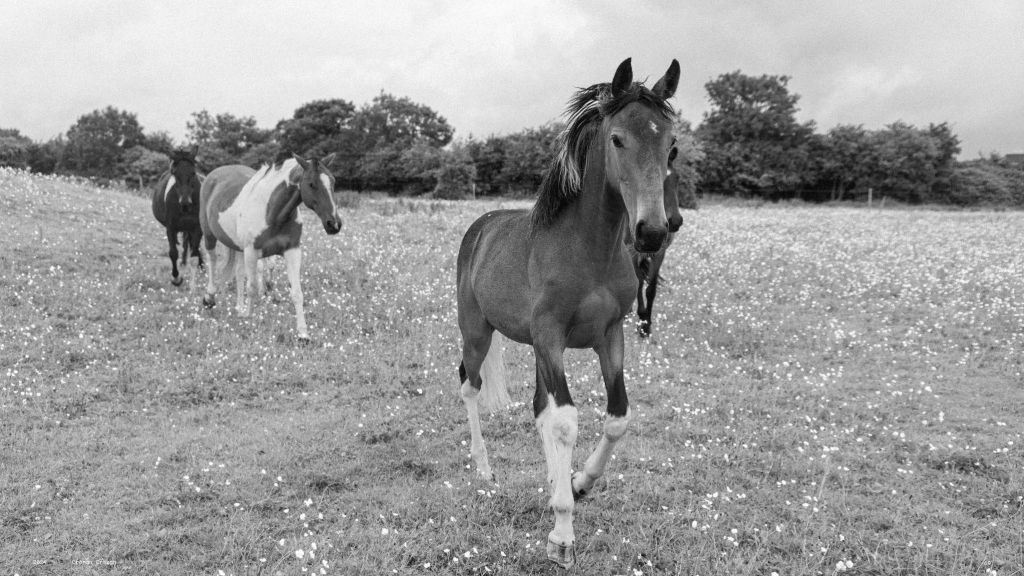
left=270, top=181, right=303, bottom=228
left=567, top=147, right=629, bottom=257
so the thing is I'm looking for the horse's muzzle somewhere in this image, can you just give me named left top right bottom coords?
left=324, top=220, right=342, bottom=235
left=634, top=220, right=668, bottom=253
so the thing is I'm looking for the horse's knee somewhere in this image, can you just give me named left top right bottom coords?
left=603, top=411, right=630, bottom=442
left=551, top=405, right=579, bottom=446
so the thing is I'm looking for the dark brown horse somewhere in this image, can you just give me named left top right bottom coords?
left=152, top=146, right=204, bottom=287
left=456, top=58, right=679, bottom=568
left=634, top=146, right=684, bottom=337
left=198, top=154, right=341, bottom=340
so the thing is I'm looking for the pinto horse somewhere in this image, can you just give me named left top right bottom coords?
left=198, top=154, right=341, bottom=340
left=634, top=146, right=684, bottom=337
left=152, top=146, right=205, bottom=287
left=456, top=58, right=679, bottom=568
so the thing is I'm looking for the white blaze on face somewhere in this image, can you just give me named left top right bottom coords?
left=320, top=173, right=337, bottom=214
left=650, top=121, right=659, bottom=134
left=164, top=176, right=176, bottom=201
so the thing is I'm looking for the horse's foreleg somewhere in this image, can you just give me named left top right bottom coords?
left=635, top=258, right=651, bottom=337
left=283, top=247, right=307, bottom=339
left=240, top=247, right=259, bottom=316
left=533, top=340, right=578, bottom=568
left=573, top=323, right=630, bottom=499
left=641, top=254, right=665, bottom=337
left=167, top=229, right=182, bottom=286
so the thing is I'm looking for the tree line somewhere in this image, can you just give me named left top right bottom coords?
left=2, top=72, right=1021, bottom=205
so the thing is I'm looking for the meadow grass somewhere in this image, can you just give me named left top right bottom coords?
left=1, top=167, right=1021, bottom=575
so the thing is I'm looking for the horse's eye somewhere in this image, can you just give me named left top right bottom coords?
left=611, top=135, right=624, bottom=148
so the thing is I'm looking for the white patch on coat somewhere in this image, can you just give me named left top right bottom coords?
left=216, top=159, right=300, bottom=248
left=650, top=121, right=659, bottom=133
left=164, top=176, right=176, bottom=201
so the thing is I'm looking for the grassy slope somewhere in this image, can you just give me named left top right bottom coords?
left=1, top=168, right=1022, bottom=575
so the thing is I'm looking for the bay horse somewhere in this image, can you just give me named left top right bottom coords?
left=456, top=58, right=679, bottom=568
left=152, top=146, right=205, bottom=287
left=634, top=146, right=684, bottom=337
left=198, top=154, right=341, bottom=340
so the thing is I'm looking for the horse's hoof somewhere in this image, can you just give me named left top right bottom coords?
left=202, top=295, right=216, bottom=308
left=546, top=537, right=576, bottom=569
left=636, top=322, right=651, bottom=338
left=296, top=335, right=312, bottom=346
left=171, top=276, right=184, bottom=287
left=571, top=471, right=588, bottom=501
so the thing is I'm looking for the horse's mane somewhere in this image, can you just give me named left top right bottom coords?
left=531, top=81, right=676, bottom=228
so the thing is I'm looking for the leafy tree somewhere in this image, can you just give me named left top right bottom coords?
left=671, top=117, right=703, bottom=208
left=863, top=121, right=940, bottom=203
left=465, top=135, right=507, bottom=196
left=499, top=122, right=562, bottom=194
left=0, top=128, right=34, bottom=169
left=354, top=92, right=453, bottom=149
left=696, top=71, right=815, bottom=197
left=350, top=93, right=454, bottom=191
left=276, top=98, right=364, bottom=184
left=818, top=124, right=873, bottom=201
left=187, top=110, right=278, bottom=168
left=121, top=145, right=171, bottom=188
left=144, top=131, right=178, bottom=157
left=433, top=142, right=477, bottom=199
left=62, top=106, right=146, bottom=178
left=27, top=136, right=65, bottom=174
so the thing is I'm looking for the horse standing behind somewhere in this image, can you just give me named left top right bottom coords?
left=634, top=146, right=684, bottom=337
left=152, top=146, right=205, bottom=288
left=198, top=154, right=341, bottom=340
left=456, top=58, right=679, bottom=568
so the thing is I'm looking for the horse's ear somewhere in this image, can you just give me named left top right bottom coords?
left=189, top=144, right=199, bottom=158
left=611, top=58, right=633, bottom=97
left=292, top=153, right=311, bottom=170
left=652, top=59, right=680, bottom=100
left=321, top=153, right=336, bottom=168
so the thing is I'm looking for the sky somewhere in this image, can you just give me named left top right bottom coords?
left=1, top=0, right=1021, bottom=158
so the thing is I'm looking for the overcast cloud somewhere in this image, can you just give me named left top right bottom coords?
left=1, top=0, right=1020, bottom=157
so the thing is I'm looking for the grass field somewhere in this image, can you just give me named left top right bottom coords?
left=1, top=167, right=1022, bottom=576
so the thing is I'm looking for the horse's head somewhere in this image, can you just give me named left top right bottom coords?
left=602, top=58, right=679, bottom=255
left=664, top=147, right=683, bottom=233
left=292, top=153, right=342, bottom=235
left=169, top=146, right=201, bottom=213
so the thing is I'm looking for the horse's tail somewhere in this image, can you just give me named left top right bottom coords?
left=478, top=332, right=512, bottom=413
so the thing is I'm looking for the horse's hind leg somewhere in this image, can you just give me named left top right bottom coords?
left=166, top=229, right=182, bottom=286
left=458, top=321, right=497, bottom=482
left=202, top=236, right=220, bottom=308
left=283, top=247, right=308, bottom=339
left=572, top=322, right=630, bottom=500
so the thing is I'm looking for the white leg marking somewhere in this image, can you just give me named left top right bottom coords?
left=284, top=247, right=306, bottom=338
left=460, top=381, right=493, bottom=481
left=242, top=247, right=261, bottom=317
left=535, top=397, right=578, bottom=555
left=234, top=250, right=247, bottom=316
left=572, top=409, right=631, bottom=498
left=478, top=333, right=511, bottom=412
